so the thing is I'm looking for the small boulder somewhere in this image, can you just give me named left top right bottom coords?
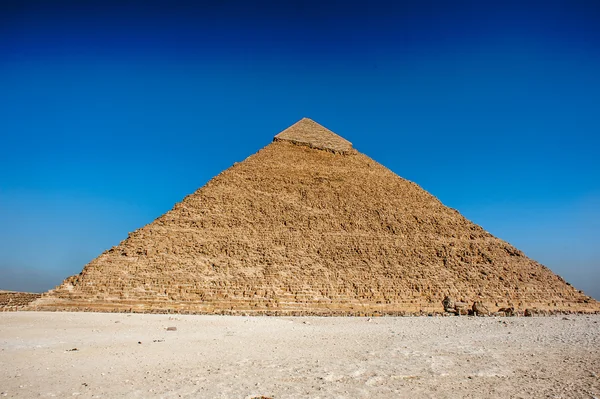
left=442, top=296, right=455, bottom=313
left=166, top=326, right=177, bottom=331
left=454, top=301, right=468, bottom=315
left=472, top=301, right=490, bottom=316
left=498, top=307, right=515, bottom=317
left=524, top=308, right=534, bottom=317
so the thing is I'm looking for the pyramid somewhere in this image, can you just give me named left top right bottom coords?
left=31, top=118, right=599, bottom=315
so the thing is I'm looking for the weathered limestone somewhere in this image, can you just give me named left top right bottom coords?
left=1, top=292, right=41, bottom=311
left=28, top=119, right=600, bottom=315
left=274, top=118, right=352, bottom=153
left=472, top=301, right=490, bottom=316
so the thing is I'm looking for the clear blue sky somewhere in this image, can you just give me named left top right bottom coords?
left=1, top=1, right=599, bottom=299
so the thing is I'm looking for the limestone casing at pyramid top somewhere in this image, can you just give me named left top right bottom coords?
left=273, top=118, right=353, bottom=153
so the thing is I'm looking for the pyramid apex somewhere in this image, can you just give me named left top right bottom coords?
left=274, top=118, right=352, bottom=153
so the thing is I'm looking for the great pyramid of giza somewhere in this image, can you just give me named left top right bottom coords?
left=31, top=118, right=599, bottom=315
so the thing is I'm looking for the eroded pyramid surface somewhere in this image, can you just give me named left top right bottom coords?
left=31, top=119, right=599, bottom=315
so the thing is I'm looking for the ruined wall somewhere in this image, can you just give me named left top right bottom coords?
left=1, top=292, right=42, bottom=311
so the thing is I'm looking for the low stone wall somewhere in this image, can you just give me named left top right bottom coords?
left=1, top=292, right=42, bottom=311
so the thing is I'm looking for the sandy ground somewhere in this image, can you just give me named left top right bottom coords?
left=0, top=312, right=599, bottom=398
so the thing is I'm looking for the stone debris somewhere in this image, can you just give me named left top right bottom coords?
left=454, top=302, right=470, bottom=316
left=166, top=327, right=177, bottom=331
left=0, top=292, right=41, bottom=311
left=498, top=307, right=515, bottom=317
left=472, top=301, right=490, bottom=316
left=24, top=118, right=600, bottom=316
left=442, top=296, right=455, bottom=313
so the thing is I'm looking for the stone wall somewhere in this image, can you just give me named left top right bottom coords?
left=1, top=292, right=42, bottom=311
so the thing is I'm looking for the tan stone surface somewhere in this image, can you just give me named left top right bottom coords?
left=274, top=117, right=352, bottom=153
left=0, top=292, right=41, bottom=311
left=29, top=119, right=600, bottom=315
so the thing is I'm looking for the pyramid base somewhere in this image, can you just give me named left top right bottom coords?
left=27, top=296, right=600, bottom=316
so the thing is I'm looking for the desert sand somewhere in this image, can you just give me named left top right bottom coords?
left=1, top=312, right=599, bottom=398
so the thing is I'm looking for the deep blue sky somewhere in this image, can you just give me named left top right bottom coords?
left=1, top=1, right=599, bottom=299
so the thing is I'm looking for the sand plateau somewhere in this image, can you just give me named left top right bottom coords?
left=2, top=313, right=599, bottom=398
left=29, top=118, right=599, bottom=315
